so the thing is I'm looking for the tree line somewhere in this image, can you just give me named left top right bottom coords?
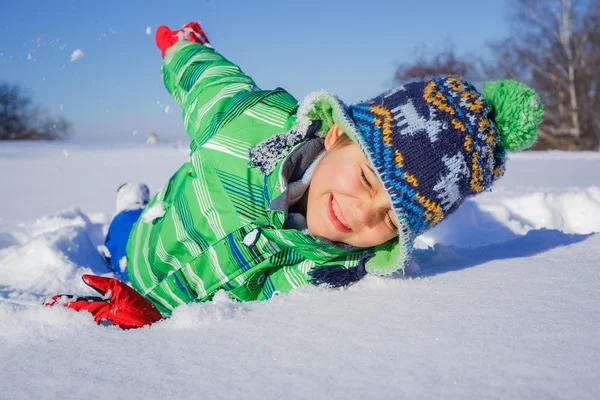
left=395, top=0, right=600, bottom=150
left=0, top=81, right=70, bottom=141
left=2, top=0, right=598, bottom=149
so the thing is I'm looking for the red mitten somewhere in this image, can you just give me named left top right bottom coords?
left=155, top=22, right=210, bottom=57
left=45, top=274, right=163, bottom=329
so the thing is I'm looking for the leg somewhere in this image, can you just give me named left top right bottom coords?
left=105, top=183, right=150, bottom=280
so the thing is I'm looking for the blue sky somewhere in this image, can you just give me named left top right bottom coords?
left=0, top=0, right=510, bottom=142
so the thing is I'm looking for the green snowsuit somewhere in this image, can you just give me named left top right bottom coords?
left=127, top=41, right=402, bottom=315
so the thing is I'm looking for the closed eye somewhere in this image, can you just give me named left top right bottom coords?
left=360, top=166, right=396, bottom=231
left=359, top=169, right=374, bottom=194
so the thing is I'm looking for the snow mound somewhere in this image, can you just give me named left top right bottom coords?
left=417, top=186, right=600, bottom=248
left=0, top=208, right=112, bottom=302
left=158, top=290, right=250, bottom=329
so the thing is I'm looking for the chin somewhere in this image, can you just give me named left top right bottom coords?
left=305, top=216, right=317, bottom=236
left=306, top=218, right=328, bottom=240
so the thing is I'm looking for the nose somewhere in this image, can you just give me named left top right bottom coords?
left=353, top=198, right=384, bottom=228
left=350, top=190, right=392, bottom=228
left=354, top=201, right=373, bottom=225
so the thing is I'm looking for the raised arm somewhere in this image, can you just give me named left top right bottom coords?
left=156, top=22, right=259, bottom=149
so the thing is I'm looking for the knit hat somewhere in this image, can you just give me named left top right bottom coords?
left=250, top=77, right=543, bottom=281
left=347, top=77, right=543, bottom=273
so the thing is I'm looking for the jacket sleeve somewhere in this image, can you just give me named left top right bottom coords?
left=256, top=265, right=313, bottom=300
left=161, top=41, right=259, bottom=148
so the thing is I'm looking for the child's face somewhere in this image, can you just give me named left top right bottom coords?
left=304, top=124, right=398, bottom=248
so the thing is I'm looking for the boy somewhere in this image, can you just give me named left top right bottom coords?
left=48, top=22, right=543, bottom=329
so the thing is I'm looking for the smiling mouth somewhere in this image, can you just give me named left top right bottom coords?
left=327, top=193, right=352, bottom=233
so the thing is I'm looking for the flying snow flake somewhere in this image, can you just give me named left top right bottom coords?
left=27, top=53, right=32, bottom=60
left=164, top=105, right=170, bottom=114
left=70, top=49, right=84, bottom=62
left=146, top=26, right=152, bottom=35
left=132, top=130, right=138, bottom=136
left=60, top=104, right=63, bottom=111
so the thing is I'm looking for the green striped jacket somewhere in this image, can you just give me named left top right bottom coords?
left=126, top=41, right=379, bottom=315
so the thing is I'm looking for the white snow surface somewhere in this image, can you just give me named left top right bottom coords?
left=0, top=143, right=599, bottom=399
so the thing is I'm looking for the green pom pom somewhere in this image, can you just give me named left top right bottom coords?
left=482, top=80, right=544, bottom=151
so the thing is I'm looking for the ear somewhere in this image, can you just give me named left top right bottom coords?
left=323, top=124, right=345, bottom=151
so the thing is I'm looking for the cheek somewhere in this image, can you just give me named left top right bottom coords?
left=318, top=164, right=360, bottom=195
left=311, top=161, right=351, bottom=196
left=359, top=227, right=396, bottom=247
left=338, top=172, right=361, bottom=193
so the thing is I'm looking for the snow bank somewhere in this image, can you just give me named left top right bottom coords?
left=417, top=186, right=600, bottom=248
left=0, top=209, right=111, bottom=302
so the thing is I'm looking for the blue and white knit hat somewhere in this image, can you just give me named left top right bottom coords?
left=251, top=78, right=543, bottom=281
left=340, top=77, right=543, bottom=273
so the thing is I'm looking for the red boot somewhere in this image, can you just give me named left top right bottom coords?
left=155, top=22, right=210, bottom=57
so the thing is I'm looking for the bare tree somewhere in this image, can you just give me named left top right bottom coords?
left=395, top=44, right=482, bottom=84
left=0, top=81, right=71, bottom=141
left=501, top=0, right=600, bottom=149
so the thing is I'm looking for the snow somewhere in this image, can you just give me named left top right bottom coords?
left=146, top=26, right=152, bottom=36
left=0, top=143, right=599, bottom=399
left=141, top=203, right=165, bottom=223
left=70, top=48, right=84, bottom=62
left=119, top=256, right=127, bottom=272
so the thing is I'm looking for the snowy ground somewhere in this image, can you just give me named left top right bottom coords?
left=1, top=142, right=599, bottom=399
